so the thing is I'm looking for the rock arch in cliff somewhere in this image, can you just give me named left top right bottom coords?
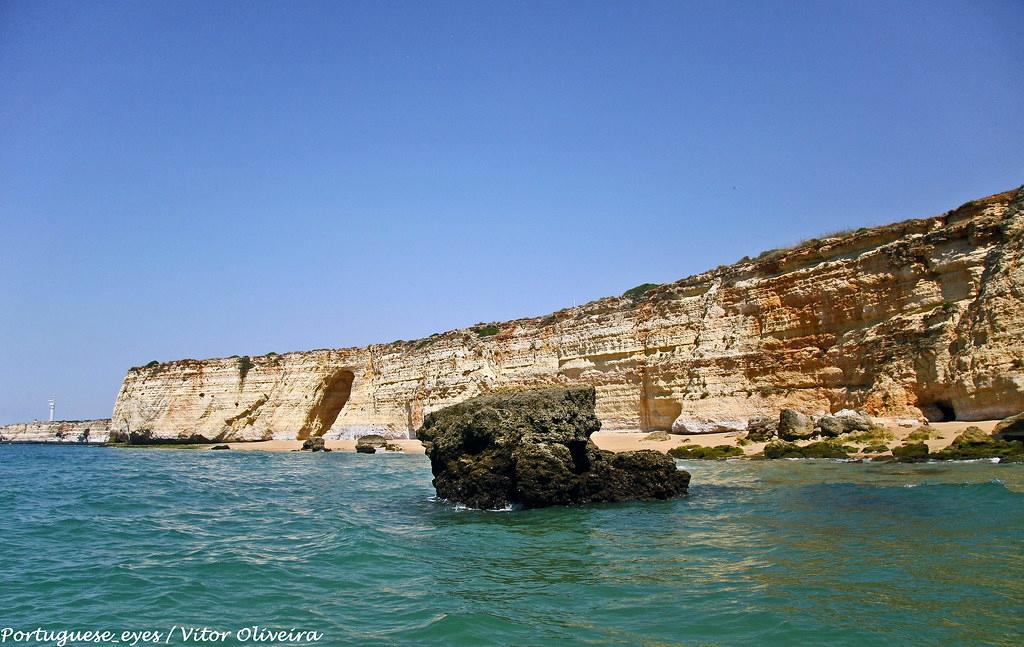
left=298, top=369, right=355, bottom=439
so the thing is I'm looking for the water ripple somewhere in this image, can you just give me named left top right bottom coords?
left=1, top=446, right=1023, bottom=645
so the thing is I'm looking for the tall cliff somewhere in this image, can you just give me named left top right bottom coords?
left=112, top=187, right=1024, bottom=442
left=0, top=420, right=111, bottom=444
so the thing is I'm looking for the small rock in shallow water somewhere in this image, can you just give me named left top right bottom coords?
left=416, top=386, right=690, bottom=509
left=210, top=444, right=230, bottom=450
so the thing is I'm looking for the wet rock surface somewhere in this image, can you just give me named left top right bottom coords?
left=416, top=386, right=690, bottom=509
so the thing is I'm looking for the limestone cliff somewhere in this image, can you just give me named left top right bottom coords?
left=0, top=420, right=111, bottom=443
left=112, top=187, right=1024, bottom=442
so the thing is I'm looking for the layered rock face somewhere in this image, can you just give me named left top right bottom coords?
left=417, top=387, right=690, bottom=509
left=0, top=420, right=110, bottom=444
left=112, top=187, right=1024, bottom=442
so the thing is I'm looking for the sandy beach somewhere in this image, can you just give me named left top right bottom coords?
left=196, top=420, right=1002, bottom=456
left=593, top=420, right=1000, bottom=457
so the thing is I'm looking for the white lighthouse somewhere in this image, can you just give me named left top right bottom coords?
left=48, top=397, right=55, bottom=422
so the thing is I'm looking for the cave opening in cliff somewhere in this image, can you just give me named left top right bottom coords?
left=299, top=369, right=355, bottom=439
left=921, top=398, right=957, bottom=422
left=933, top=399, right=957, bottom=422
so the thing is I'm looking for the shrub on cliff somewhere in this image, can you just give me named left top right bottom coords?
left=473, top=324, right=499, bottom=337
left=622, top=283, right=660, bottom=302
left=237, top=355, right=254, bottom=380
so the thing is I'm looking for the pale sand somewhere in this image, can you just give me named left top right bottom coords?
left=196, top=420, right=1001, bottom=456
left=593, top=420, right=1000, bottom=456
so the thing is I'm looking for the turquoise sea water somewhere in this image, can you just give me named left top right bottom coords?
left=1, top=445, right=1022, bottom=646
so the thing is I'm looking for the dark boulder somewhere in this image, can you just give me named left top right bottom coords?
left=301, top=437, right=325, bottom=452
left=745, top=416, right=777, bottom=442
left=993, top=412, right=1024, bottom=442
left=416, top=386, right=690, bottom=509
left=778, top=409, right=814, bottom=441
left=210, top=444, right=230, bottom=450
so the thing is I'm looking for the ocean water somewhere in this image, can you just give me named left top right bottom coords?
left=1, top=445, right=1022, bottom=646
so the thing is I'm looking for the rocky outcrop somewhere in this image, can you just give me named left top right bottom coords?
left=891, top=426, right=1024, bottom=462
left=0, top=420, right=110, bottom=443
left=355, top=435, right=401, bottom=453
left=301, top=437, right=326, bottom=452
left=416, top=387, right=690, bottom=509
left=993, top=412, right=1024, bottom=441
left=111, top=187, right=1024, bottom=442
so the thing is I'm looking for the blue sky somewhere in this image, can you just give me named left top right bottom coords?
left=1, top=0, right=1022, bottom=423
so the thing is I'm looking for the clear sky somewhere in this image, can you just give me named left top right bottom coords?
left=1, top=0, right=1021, bottom=423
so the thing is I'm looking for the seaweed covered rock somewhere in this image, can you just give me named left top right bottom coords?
left=862, top=443, right=890, bottom=454
left=891, top=442, right=930, bottom=462
left=416, top=386, right=690, bottom=509
left=929, top=427, right=1024, bottom=461
left=763, top=441, right=851, bottom=459
left=668, top=444, right=744, bottom=460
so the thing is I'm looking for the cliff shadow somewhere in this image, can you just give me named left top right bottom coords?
left=298, top=369, right=355, bottom=439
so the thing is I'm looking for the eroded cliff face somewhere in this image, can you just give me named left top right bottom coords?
left=112, top=187, right=1024, bottom=442
left=0, top=420, right=111, bottom=443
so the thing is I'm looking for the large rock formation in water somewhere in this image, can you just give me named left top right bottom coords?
left=111, top=187, right=1024, bottom=442
left=416, top=386, right=690, bottom=509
